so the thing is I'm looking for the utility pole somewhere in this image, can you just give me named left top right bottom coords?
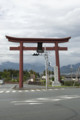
left=70, top=65, right=73, bottom=80
left=44, top=47, right=48, bottom=90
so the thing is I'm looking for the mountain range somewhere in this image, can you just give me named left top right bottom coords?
left=0, top=62, right=44, bottom=73
left=0, top=61, right=80, bottom=74
left=60, top=63, right=80, bottom=74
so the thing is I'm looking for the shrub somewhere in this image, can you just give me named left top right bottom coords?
left=73, top=81, right=80, bottom=86
left=40, top=79, right=46, bottom=85
left=11, top=79, right=18, bottom=82
left=63, top=80, right=80, bottom=86
left=64, top=81, right=74, bottom=86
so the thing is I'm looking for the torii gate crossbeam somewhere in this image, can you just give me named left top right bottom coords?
left=6, top=36, right=71, bottom=88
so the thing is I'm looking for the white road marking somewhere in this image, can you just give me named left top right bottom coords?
left=42, top=89, right=46, bottom=91
left=59, top=95, right=80, bottom=100
left=5, top=91, right=10, bottom=93
left=15, top=103, right=29, bottom=105
left=37, top=98, right=49, bottom=100
left=12, top=90, right=16, bottom=93
left=9, top=85, right=17, bottom=90
left=51, top=99, right=61, bottom=101
left=36, top=89, right=41, bottom=91
left=0, top=89, right=53, bottom=93
left=24, top=90, right=29, bottom=92
left=11, top=95, right=80, bottom=106
left=18, top=90, right=22, bottom=93
left=0, top=91, right=4, bottom=93
left=61, top=88, right=65, bottom=90
left=14, top=102, right=43, bottom=105
left=54, top=89, right=59, bottom=90
left=49, top=89, right=53, bottom=90
left=0, top=88, right=75, bottom=94
left=25, top=100, right=38, bottom=102
left=0, top=88, right=64, bottom=94
left=29, top=103, right=43, bottom=105
left=30, top=90, right=35, bottom=92
left=11, top=100, right=38, bottom=103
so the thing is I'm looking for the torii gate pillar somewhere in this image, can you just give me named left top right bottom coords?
left=19, top=41, right=23, bottom=88
left=55, top=42, right=60, bottom=82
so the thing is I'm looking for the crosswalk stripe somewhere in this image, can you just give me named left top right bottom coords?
left=42, top=89, right=46, bottom=91
left=36, top=89, right=41, bottom=91
left=0, top=91, right=4, bottom=93
left=54, top=89, right=58, bottom=90
left=30, top=90, right=35, bottom=92
left=0, top=88, right=65, bottom=94
left=49, top=89, right=53, bottom=90
left=12, top=90, right=16, bottom=93
left=61, top=88, right=65, bottom=90
left=18, top=90, right=22, bottom=93
left=5, top=91, right=10, bottom=93
left=24, top=90, right=29, bottom=92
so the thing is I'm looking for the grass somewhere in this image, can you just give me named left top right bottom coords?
left=48, top=85, right=80, bottom=88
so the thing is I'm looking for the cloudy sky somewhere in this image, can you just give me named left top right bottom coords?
left=0, top=0, right=80, bottom=67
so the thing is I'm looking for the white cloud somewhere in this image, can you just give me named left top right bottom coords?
left=0, top=0, right=80, bottom=66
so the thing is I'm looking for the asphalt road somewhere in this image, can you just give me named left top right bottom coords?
left=0, top=84, right=80, bottom=120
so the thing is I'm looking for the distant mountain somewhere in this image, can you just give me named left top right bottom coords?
left=0, top=61, right=80, bottom=74
left=0, top=61, right=45, bottom=73
left=60, top=63, right=80, bottom=74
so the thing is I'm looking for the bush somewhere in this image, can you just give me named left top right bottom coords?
left=11, top=79, right=18, bottom=82
left=63, top=80, right=80, bottom=86
left=64, top=81, right=74, bottom=86
left=40, top=79, right=46, bottom=85
left=73, top=81, right=80, bottom=86
left=4, top=77, right=11, bottom=82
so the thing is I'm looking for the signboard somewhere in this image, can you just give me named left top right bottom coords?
left=54, top=66, right=58, bottom=83
left=52, top=66, right=61, bottom=86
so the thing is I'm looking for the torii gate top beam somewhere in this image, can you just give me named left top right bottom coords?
left=6, top=36, right=71, bottom=43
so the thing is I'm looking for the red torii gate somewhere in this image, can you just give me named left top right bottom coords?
left=6, top=36, right=71, bottom=88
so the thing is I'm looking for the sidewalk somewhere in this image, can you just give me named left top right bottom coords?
left=14, top=84, right=46, bottom=90
left=13, top=84, right=80, bottom=90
